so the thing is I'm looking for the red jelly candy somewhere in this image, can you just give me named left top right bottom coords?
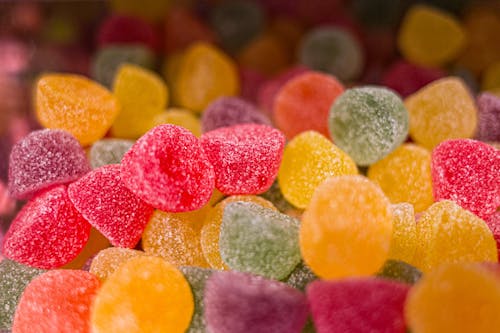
left=307, top=278, right=410, bottom=333
left=121, top=124, right=215, bottom=212
left=200, top=124, right=285, bottom=195
left=431, top=139, right=500, bottom=219
left=2, top=185, right=90, bottom=269
left=68, top=164, right=154, bottom=248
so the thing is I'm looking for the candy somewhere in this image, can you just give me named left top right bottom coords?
left=386, top=203, right=417, bottom=263
left=200, top=124, right=285, bottom=195
left=259, top=180, right=294, bottom=213
left=108, top=0, right=169, bottom=22
left=300, top=175, right=393, bottom=279
left=89, top=247, right=146, bottom=281
left=284, top=261, right=317, bottom=291
left=35, top=73, right=120, bottom=146
left=68, top=164, right=154, bottom=248
left=8, top=129, right=90, bottom=200
left=329, top=86, right=409, bottom=166
left=485, top=212, right=500, bottom=260
left=482, top=61, right=500, bottom=91
left=63, top=227, right=110, bottom=270
left=475, top=93, right=500, bottom=142
left=89, top=138, right=134, bottom=169
left=91, top=256, right=193, bottom=333
left=152, top=108, right=202, bottom=137
left=377, top=260, right=422, bottom=285
left=237, top=33, right=290, bottom=76
left=239, top=67, right=266, bottom=103
left=120, top=124, right=215, bottom=212
left=204, top=271, right=309, bottom=333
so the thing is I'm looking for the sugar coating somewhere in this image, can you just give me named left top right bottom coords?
left=387, top=203, right=417, bottom=264
left=0, top=260, right=45, bottom=330
left=8, top=129, right=90, bottom=200
left=68, top=164, right=154, bottom=248
left=2, top=185, right=90, bottom=269
left=204, top=271, right=309, bottom=333
left=201, top=97, right=270, bottom=133
left=259, top=180, right=294, bottom=213
left=485, top=212, right=500, bottom=261
left=35, top=74, right=120, bottom=146
left=475, top=93, right=500, bottom=142
left=91, top=256, right=194, bottom=333
left=120, top=124, right=215, bottom=212
left=220, top=202, right=301, bottom=280
left=300, top=175, right=393, bottom=279
left=284, top=261, right=317, bottom=292
left=89, top=247, right=146, bottom=282
left=278, top=131, right=358, bottom=209
left=200, top=124, right=285, bottom=195
left=153, top=108, right=202, bottom=137
left=12, top=270, right=100, bottom=333
left=431, top=139, right=500, bottom=220
left=329, top=86, right=409, bottom=166
left=377, top=260, right=422, bottom=285
left=89, top=139, right=134, bottom=169
left=307, top=278, right=410, bottom=333
left=63, top=227, right=110, bottom=270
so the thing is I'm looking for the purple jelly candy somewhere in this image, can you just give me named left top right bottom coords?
left=475, top=93, right=500, bottom=142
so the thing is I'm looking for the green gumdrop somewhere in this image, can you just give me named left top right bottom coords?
left=180, top=266, right=214, bottom=333
left=259, top=181, right=294, bottom=213
left=377, top=259, right=422, bottom=284
left=284, top=261, right=317, bottom=292
left=89, top=138, right=135, bottom=169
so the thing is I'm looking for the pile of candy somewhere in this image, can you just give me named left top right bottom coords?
left=1, top=1, right=500, bottom=333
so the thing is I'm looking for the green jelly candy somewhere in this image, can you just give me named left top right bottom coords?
left=180, top=266, right=214, bottom=333
left=89, top=138, right=134, bottom=169
left=377, top=259, right=422, bottom=285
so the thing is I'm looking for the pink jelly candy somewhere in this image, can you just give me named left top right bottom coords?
left=8, top=129, right=90, bottom=200
left=431, top=139, right=500, bottom=219
left=486, top=212, right=500, bottom=260
left=307, top=278, right=410, bottom=333
left=68, top=164, right=154, bottom=248
left=121, top=124, right=215, bottom=212
left=200, top=124, right=285, bottom=195
left=476, top=93, right=500, bottom=142
left=2, top=185, right=90, bottom=269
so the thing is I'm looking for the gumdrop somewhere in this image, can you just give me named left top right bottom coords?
left=377, top=260, right=422, bottom=285
left=259, top=180, right=294, bottom=213
left=89, top=247, right=146, bottom=281
left=153, top=108, right=202, bottom=137
left=108, top=0, right=170, bottom=22
left=237, top=33, right=290, bottom=76
left=387, top=203, right=417, bottom=264
left=180, top=266, right=214, bottom=333
left=284, top=261, right=317, bottom=292
left=63, top=227, right=110, bottom=270
left=89, top=138, right=134, bottom=169
left=475, top=93, right=500, bottom=142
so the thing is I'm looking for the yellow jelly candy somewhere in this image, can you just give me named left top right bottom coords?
left=91, top=256, right=194, bottom=333
left=90, top=247, right=146, bottom=281
left=387, top=203, right=417, bottom=264
left=152, top=108, right=201, bottom=137
left=368, top=144, right=433, bottom=212
left=36, top=74, right=120, bottom=146
left=63, top=228, right=110, bottom=269
left=413, top=200, right=497, bottom=272
left=405, top=77, right=477, bottom=150
left=112, top=64, right=168, bottom=139
left=398, top=5, right=466, bottom=67
left=482, top=61, right=500, bottom=91
left=300, top=175, right=393, bottom=279
left=278, top=131, right=357, bottom=209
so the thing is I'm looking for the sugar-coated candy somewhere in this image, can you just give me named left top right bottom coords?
left=153, top=108, right=202, bottom=137
left=201, top=124, right=285, bottom=195
left=12, top=270, right=100, bottom=333
left=368, top=144, right=433, bottom=212
left=377, top=260, right=422, bottom=285
left=120, top=124, right=215, bottom=212
left=284, top=261, right=317, bottom=292
left=300, top=175, right=393, bottom=279
left=8, top=129, right=90, bottom=200
left=485, top=212, right=500, bottom=260
left=259, top=180, right=294, bottom=213
left=387, top=203, right=417, bottom=264
left=35, top=74, right=120, bottom=146
left=91, top=256, right=194, bottom=333
left=0, top=260, right=45, bottom=330
left=204, top=271, right=309, bottom=333
left=405, top=263, right=500, bottom=333
left=180, top=266, right=214, bottom=333
left=278, top=131, right=357, bottom=209
left=307, top=278, right=410, bottom=333
left=404, top=77, right=477, bottom=149
left=329, top=86, right=409, bottom=166
left=3, top=185, right=90, bottom=269
left=68, top=164, right=154, bottom=248
left=274, top=72, right=344, bottom=140
left=89, top=138, right=134, bottom=169
left=475, top=93, right=500, bottom=142
left=431, top=139, right=500, bottom=220
left=220, top=202, right=300, bottom=280
left=89, top=247, right=146, bottom=281
left=63, top=228, right=110, bottom=270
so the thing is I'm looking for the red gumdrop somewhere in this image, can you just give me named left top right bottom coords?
left=486, top=212, right=500, bottom=260
left=200, top=124, right=285, bottom=195
left=8, top=129, right=90, bottom=200
left=12, top=270, right=100, bottom=333
left=307, top=278, right=410, bottom=333
left=68, top=164, right=154, bottom=248
left=476, top=93, right=500, bottom=142
left=2, top=185, right=90, bottom=269
left=120, top=124, right=215, bottom=212
left=431, top=139, right=500, bottom=220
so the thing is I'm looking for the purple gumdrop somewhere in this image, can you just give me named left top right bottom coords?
left=204, top=271, right=309, bottom=333
left=8, top=129, right=90, bottom=200
left=201, top=97, right=270, bottom=133
left=476, top=93, right=500, bottom=142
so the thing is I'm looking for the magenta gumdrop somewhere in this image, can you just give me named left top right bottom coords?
left=200, top=124, right=285, bottom=195
left=475, top=93, right=500, bottom=142
left=68, top=164, right=154, bottom=248
left=8, top=129, right=90, bottom=200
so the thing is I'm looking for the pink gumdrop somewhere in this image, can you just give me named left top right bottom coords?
left=2, top=185, right=90, bottom=269
left=121, top=124, right=215, bottom=212
left=485, top=212, right=500, bottom=260
left=8, top=129, right=90, bottom=200
left=307, top=278, right=410, bottom=333
left=476, top=93, right=500, bottom=143
left=68, top=164, right=154, bottom=248
left=200, top=124, right=285, bottom=195
left=431, top=139, right=500, bottom=220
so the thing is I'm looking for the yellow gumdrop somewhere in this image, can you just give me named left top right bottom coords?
left=152, top=108, right=201, bottom=137
left=112, top=64, right=168, bottom=139
left=413, top=200, right=498, bottom=272
left=368, top=144, right=433, bottom=212
left=405, top=77, right=477, bottom=150
left=91, top=256, right=193, bottom=333
left=109, top=0, right=170, bottom=22
left=300, top=175, right=393, bottom=279
left=90, top=247, right=146, bottom=282
left=387, top=203, right=417, bottom=264
left=398, top=5, right=466, bottom=67
left=63, top=228, right=110, bottom=269
left=482, top=61, right=500, bottom=91
left=278, top=131, right=357, bottom=209
left=36, top=74, right=120, bottom=146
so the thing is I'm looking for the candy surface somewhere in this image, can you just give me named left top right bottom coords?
left=153, top=108, right=202, bottom=137
left=180, top=266, right=214, bottom=333
left=475, top=93, right=500, bottom=143
left=89, top=247, right=146, bottom=281
left=387, top=203, right=417, bottom=263
left=284, top=261, right=317, bottom=291
left=89, top=138, right=134, bottom=169
left=377, top=260, right=422, bottom=285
